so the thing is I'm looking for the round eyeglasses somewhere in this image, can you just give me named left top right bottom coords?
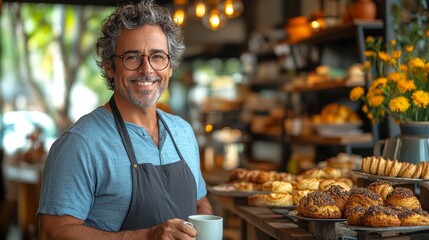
left=114, top=52, right=170, bottom=71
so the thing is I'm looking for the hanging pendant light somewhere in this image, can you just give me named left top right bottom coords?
left=173, top=0, right=188, bottom=26
left=189, top=0, right=207, bottom=19
left=220, top=0, right=243, bottom=19
left=202, top=0, right=228, bottom=31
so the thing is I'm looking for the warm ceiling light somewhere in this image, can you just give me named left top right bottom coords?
left=221, top=0, right=243, bottom=19
left=202, top=8, right=228, bottom=31
left=173, top=6, right=187, bottom=26
left=189, top=0, right=207, bottom=18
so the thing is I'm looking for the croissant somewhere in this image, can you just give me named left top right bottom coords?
left=345, top=206, right=367, bottom=226
left=376, top=157, right=387, bottom=175
left=367, top=180, right=394, bottom=201
left=385, top=187, right=421, bottom=209
left=363, top=205, right=401, bottom=227
left=324, top=184, right=350, bottom=212
left=292, top=190, right=313, bottom=206
left=396, top=207, right=429, bottom=226
left=297, top=191, right=342, bottom=219
left=388, top=159, right=402, bottom=177
left=345, top=187, right=383, bottom=212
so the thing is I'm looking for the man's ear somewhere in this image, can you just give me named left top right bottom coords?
left=104, top=61, right=114, bottom=79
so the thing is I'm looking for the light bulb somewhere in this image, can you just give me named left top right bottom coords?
left=202, top=8, right=228, bottom=31
left=173, top=7, right=187, bottom=26
left=193, top=1, right=207, bottom=18
left=221, top=0, right=243, bottom=19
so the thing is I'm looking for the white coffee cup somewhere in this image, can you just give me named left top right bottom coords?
left=186, top=214, right=223, bottom=240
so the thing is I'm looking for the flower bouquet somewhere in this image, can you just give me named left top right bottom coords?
left=349, top=1, right=429, bottom=124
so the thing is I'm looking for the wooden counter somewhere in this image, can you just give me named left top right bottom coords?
left=209, top=194, right=316, bottom=240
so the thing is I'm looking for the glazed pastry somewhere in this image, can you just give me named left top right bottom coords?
left=297, top=178, right=320, bottom=191
left=234, top=182, right=253, bottom=191
left=271, top=181, right=293, bottom=193
left=363, top=205, right=401, bottom=227
left=398, top=162, right=415, bottom=178
left=322, top=181, right=351, bottom=192
left=248, top=194, right=268, bottom=207
left=266, top=192, right=293, bottom=207
left=336, top=178, right=353, bottom=188
left=411, top=164, right=422, bottom=178
left=396, top=207, right=429, bottom=226
left=361, top=157, right=371, bottom=174
left=301, top=168, right=325, bottom=179
left=389, top=159, right=403, bottom=177
left=420, top=162, right=429, bottom=179
left=319, top=179, right=337, bottom=191
left=385, top=187, right=422, bottom=209
left=376, top=157, right=387, bottom=175
left=261, top=181, right=273, bottom=191
left=345, top=187, right=383, bottom=211
left=323, top=167, right=342, bottom=179
left=229, top=168, right=248, bottom=182
left=369, top=156, right=379, bottom=175
left=292, top=190, right=313, bottom=206
left=384, top=158, right=394, bottom=176
left=367, top=180, right=394, bottom=201
left=324, top=184, right=350, bottom=212
left=345, top=206, right=367, bottom=226
left=297, top=191, right=342, bottom=219
left=275, top=172, right=295, bottom=182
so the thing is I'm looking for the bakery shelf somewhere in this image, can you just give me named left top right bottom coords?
left=282, top=79, right=365, bottom=93
left=287, top=133, right=373, bottom=146
left=287, top=20, right=383, bottom=46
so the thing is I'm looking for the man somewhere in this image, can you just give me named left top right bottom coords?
left=38, top=1, right=213, bottom=239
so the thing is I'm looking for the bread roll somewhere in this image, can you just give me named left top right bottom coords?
left=248, top=194, right=268, bottom=207
left=297, top=178, right=320, bottom=191
left=266, top=193, right=293, bottom=207
left=271, top=181, right=293, bottom=194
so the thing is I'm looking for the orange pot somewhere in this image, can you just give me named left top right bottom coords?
left=349, top=0, right=377, bottom=20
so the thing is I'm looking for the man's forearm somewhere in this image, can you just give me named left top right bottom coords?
left=196, top=196, right=213, bottom=214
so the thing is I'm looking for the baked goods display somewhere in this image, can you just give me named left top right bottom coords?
left=342, top=181, right=429, bottom=227
left=297, top=191, right=343, bottom=218
left=310, top=103, right=361, bottom=124
left=361, top=156, right=429, bottom=179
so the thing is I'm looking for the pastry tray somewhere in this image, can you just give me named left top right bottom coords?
left=288, top=210, right=346, bottom=222
left=339, top=222, right=429, bottom=233
left=207, top=185, right=269, bottom=197
left=268, top=206, right=297, bottom=215
left=351, top=170, right=429, bottom=183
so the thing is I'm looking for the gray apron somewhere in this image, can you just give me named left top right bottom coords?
left=108, top=97, right=197, bottom=230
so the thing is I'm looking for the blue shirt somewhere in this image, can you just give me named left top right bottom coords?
left=38, top=107, right=207, bottom=231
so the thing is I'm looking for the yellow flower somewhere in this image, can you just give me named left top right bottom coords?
left=391, top=50, right=401, bottom=59
left=371, top=77, right=388, bottom=87
left=378, top=51, right=390, bottom=62
left=362, top=104, right=368, bottom=113
left=389, top=96, right=410, bottom=113
left=425, top=30, right=429, bottom=37
left=387, top=72, right=404, bottom=83
left=412, top=90, right=429, bottom=108
left=400, top=64, right=408, bottom=72
left=405, top=45, right=414, bottom=52
left=390, top=39, right=397, bottom=45
left=366, top=36, right=375, bottom=44
left=367, top=95, right=384, bottom=107
left=396, top=80, right=416, bottom=93
left=363, top=60, right=371, bottom=69
left=350, top=87, right=365, bottom=101
left=364, top=50, right=374, bottom=57
left=409, top=58, right=425, bottom=69
left=425, top=63, right=429, bottom=72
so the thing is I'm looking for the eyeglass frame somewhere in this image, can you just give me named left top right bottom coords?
left=113, top=51, right=171, bottom=71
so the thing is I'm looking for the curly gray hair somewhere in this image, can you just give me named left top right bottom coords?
left=96, top=0, right=185, bottom=90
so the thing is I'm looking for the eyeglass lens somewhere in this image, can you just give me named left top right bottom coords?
left=122, top=53, right=169, bottom=71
